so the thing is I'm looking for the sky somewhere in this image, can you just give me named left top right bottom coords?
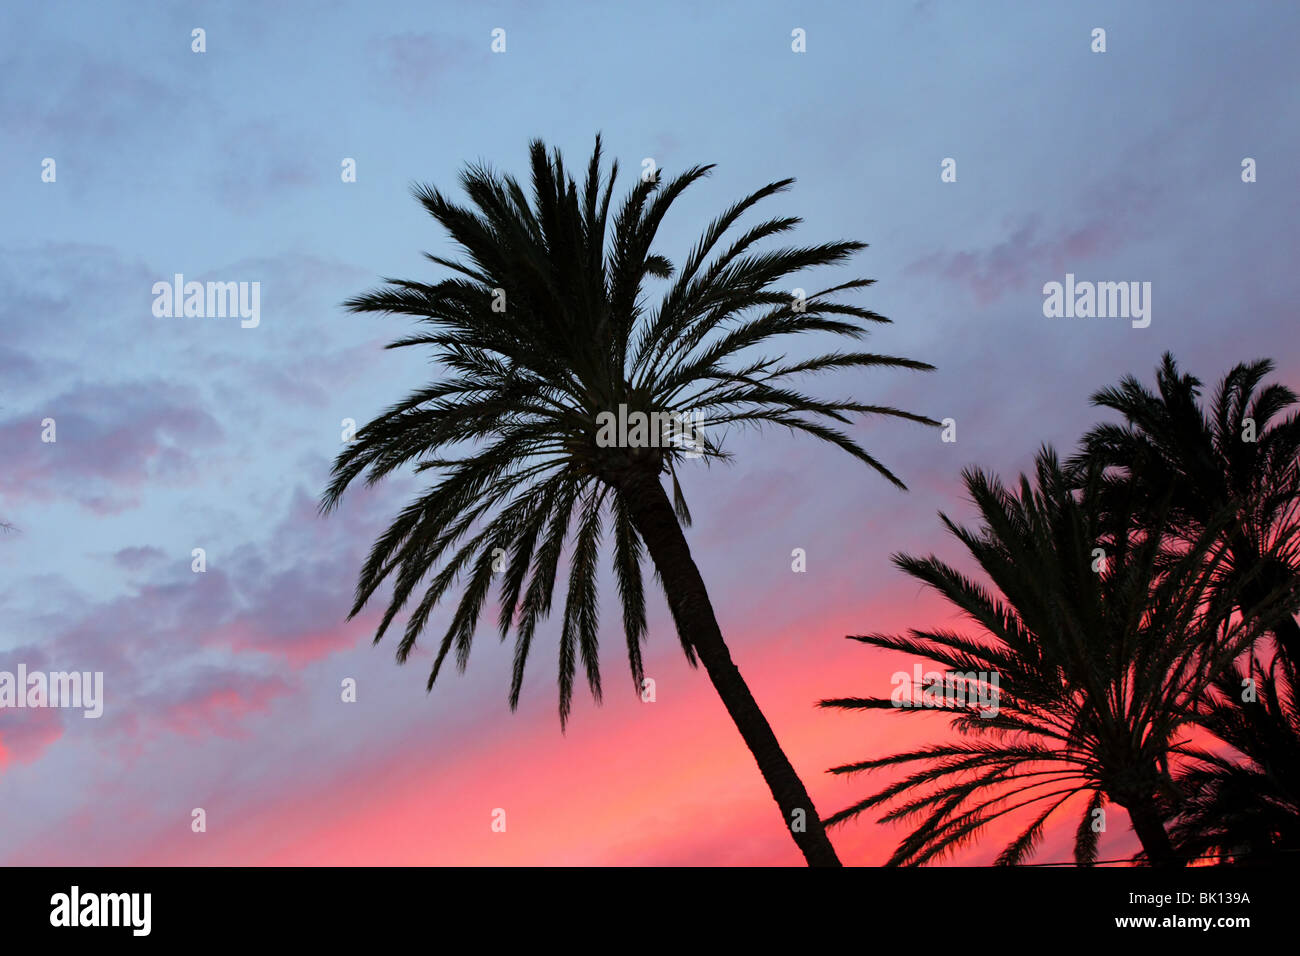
left=1, top=0, right=1297, bottom=866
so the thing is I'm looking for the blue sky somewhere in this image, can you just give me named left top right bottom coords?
left=1, top=0, right=1297, bottom=864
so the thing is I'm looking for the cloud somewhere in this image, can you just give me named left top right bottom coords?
left=0, top=243, right=157, bottom=354
left=209, top=120, right=319, bottom=209
left=905, top=216, right=1111, bottom=306
left=0, top=347, right=42, bottom=396
left=0, top=705, right=64, bottom=770
left=0, top=51, right=186, bottom=148
left=0, top=478, right=401, bottom=777
left=904, top=181, right=1160, bottom=306
left=198, top=487, right=394, bottom=665
left=112, top=545, right=167, bottom=572
left=0, top=647, right=69, bottom=768
left=367, top=33, right=475, bottom=103
left=0, top=380, right=224, bottom=513
left=147, top=668, right=296, bottom=739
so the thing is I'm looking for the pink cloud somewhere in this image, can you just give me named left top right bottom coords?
left=154, top=671, right=296, bottom=739
left=0, top=706, right=64, bottom=771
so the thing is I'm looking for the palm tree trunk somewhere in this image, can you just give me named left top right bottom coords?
left=1122, top=798, right=1182, bottom=868
left=618, top=469, right=842, bottom=867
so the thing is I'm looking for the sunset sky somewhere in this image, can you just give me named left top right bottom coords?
left=2, top=0, right=1298, bottom=865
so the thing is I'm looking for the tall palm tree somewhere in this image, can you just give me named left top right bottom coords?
left=321, top=136, right=936, bottom=866
left=819, top=449, right=1277, bottom=867
left=1167, top=654, right=1300, bottom=864
left=1073, top=353, right=1300, bottom=670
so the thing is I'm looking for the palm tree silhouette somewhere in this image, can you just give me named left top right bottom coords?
left=321, top=136, right=936, bottom=866
left=1073, top=353, right=1300, bottom=671
left=1168, top=654, right=1300, bottom=864
left=820, top=449, right=1277, bottom=866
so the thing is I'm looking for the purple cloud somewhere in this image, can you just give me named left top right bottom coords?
left=0, top=380, right=224, bottom=513
left=904, top=181, right=1160, bottom=306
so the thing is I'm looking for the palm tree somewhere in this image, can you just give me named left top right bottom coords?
left=1073, top=353, right=1300, bottom=670
left=321, top=136, right=937, bottom=866
left=819, top=449, right=1276, bottom=867
left=1167, top=654, right=1300, bottom=864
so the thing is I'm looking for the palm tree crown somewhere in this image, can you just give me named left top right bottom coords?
left=322, top=135, right=933, bottom=723
left=820, top=449, right=1276, bottom=866
left=1073, top=353, right=1300, bottom=668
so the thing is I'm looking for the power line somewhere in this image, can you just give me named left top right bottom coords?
left=1019, top=846, right=1300, bottom=867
